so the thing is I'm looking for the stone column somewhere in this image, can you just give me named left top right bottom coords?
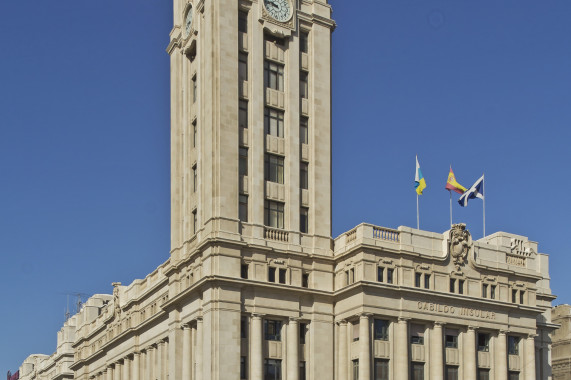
left=395, top=318, right=409, bottom=380
left=106, top=366, right=113, bottom=380
left=359, top=314, right=371, bottom=380
left=163, top=339, right=169, bottom=380
left=464, top=327, right=476, bottom=380
left=524, top=335, right=536, bottom=380
left=338, top=321, right=348, bottom=380
left=430, top=322, right=444, bottom=380
left=146, top=347, right=154, bottom=380
left=132, top=352, right=140, bottom=379
left=195, top=317, right=203, bottom=380
left=287, top=318, right=299, bottom=380
left=251, top=314, right=263, bottom=380
left=114, top=362, right=121, bottom=380
left=123, top=357, right=130, bottom=380
left=157, top=340, right=164, bottom=380
left=182, top=324, right=192, bottom=380
left=496, top=331, right=507, bottom=380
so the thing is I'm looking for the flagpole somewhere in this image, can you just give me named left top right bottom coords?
left=482, top=173, right=486, bottom=238
left=417, top=194, right=419, bottom=230
left=450, top=191, right=452, bottom=227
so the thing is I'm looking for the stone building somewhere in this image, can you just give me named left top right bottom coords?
left=17, top=0, right=557, bottom=380
left=552, top=305, right=571, bottom=379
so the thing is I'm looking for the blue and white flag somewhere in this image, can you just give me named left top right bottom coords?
left=458, top=175, right=484, bottom=207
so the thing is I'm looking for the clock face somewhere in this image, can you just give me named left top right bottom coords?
left=184, top=7, right=193, bottom=37
left=264, top=0, right=292, bottom=23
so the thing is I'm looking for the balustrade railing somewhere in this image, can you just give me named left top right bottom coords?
left=265, top=227, right=289, bottom=242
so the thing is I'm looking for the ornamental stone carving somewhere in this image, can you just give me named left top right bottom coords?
left=112, top=282, right=122, bottom=318
left=449, top=223, right=472, bottom=269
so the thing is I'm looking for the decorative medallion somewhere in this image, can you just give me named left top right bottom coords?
left=112, top=282, right=122, bottom=318
left=449, top=223, right=472, bottom=269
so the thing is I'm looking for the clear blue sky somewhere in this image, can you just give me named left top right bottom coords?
left=1, top=0, right=570, bottom=374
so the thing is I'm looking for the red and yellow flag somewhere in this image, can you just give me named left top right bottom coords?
left=445, top=167, right=467, bottom=194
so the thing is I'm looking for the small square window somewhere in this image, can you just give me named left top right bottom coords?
left=264, top=320, right=282, bottom=341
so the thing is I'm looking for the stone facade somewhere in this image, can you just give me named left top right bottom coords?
left=552, top=305, right=571, bottom=380
left=16, top=0, right=557, bottom=380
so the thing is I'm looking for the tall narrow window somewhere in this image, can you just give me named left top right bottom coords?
left=300, top=71, right=309, bottom=99
left=192, top=209, right=197, bottom=234
left=482, top=284, right=488, bottom=298
left=264, top=359, right=282, bottom=380
left=299, top=323, right=307, bottom=344
left=300, top=361, right=306, bottom=380
left=192, top=164, right=197, bottom=192
left=241, top=263, right=249, bottom=279
left=239, top=100, right=248, bottom=128
left=264, top=61, right=284, bottom=91
left=239, top=195, right=248, bottom=222
left=477, top=333, right=490, bottom=352
left=386, top=268, right=394, bottom=284
left=192, top=120, right=197, bottom=147
left=300, top=162, right=309, bottom=189
left=264, top=320, right=282, bottom=341
left=458, top=279, right=464, bottom=294
left=238, top=10, right=248, bottom=33
left=192, top=74, right=197, bottom=103
left=352, top=360, right=359, bottom=380
left=240, top=356, right=247, bottom=379
left=265, top=154, right=284, bottom=183
left=415, top=273, right=422, bottom=288
left=377, top=267, right=384, bottom=282
left=302, top=273, right=309, bottom=288
left=264, top=200, right=284, bottom=229
left=410, top=324, right=424, bottom=345
left=265, top=108, right=284, bottom=137
left=268, top=267, right=276, bottom=282
left=490, top=285, right=496, bottom=299
left=424, top=274, right=430, bottom=289
left=512, top=289, right=518, bottom=303
left=241, top=316, right=247, bottom=338
left=508, top=336, right=520, bottom=355
left=412, top=363, right=424, bottom=380
left=352, top=322, right=359, bottom=342
left=300, top=31, right=309, bottom=54
left=445, top=366, right=458, bottom=380
left=239, top=148, right=249, bottom=176
left=374, top=319, right=389, bottom=341
left=239, top=52, right=248, bottom=81
left=477, top=369, right=490, bottom=380
left=519, top=291, right=525, bottom=304
left=450, top=278, right=456, bottom=293
left=278, top=268, right=286, bottom=284
left=300, top=117, right=309, bottom=144
left=300, top=207, right=309, bottom=233
left=374, top=359, right=389, bottom=380
left=445, top=329, right=458, bottom=348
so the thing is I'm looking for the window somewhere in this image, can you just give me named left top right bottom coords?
left=264, top=108, right=284, bottom=137
left=508, top=372, right=519, bottom=380
left=239, top=195, right=248, bottom=222
left=490, top=285, right=496, bottom=300
left=386, top=268, right=394, bottom=284
left=445, top=329, right=458, bottom=348
left=239, top=100, right=248, bottom=128
left=241, top=316, right=247, bottom=339
left=377, top=267, right=384, bottom=282
left=412, top=363, right=424, bottom=380
left=241, top=356, right=247, bottom=379
left=268, top=267, right=276, bottom=282
left=508, top=336, right=520, bottom=355
left=415, top=273, right=422, bottom=288
left=300, top=117, right=308, bottom=144
left=300, top=361, right=306, bottom=380
left=410, top=324, right=424, bottom=345
left=192, top=164, right=198, bottom=192
left=477, top=369, right=490, bottom=380
left=302, top=273, right=309, bottom=288
left=300, top=207, right=309, bottom=234
left=264, top=359, right=281, bottom=380
left=300, top=71, right=308, bottom=99
left=265, top=201, right=284, bottom=228
left=192, top=120, right=197, bottom=147
left=238, top=10, right=248, bottom=34
left=192, top=209, right=197, bottom=234
left=265, top=154, right=284, bottom=184
left=450, top=278, right=455, bottom=293
left=352, top=360, right=359, bottom=380
left=300, top=162, right=309, bottom=189
left=192, top=74, right=197, bottom=103
left=352, top=322, right=359, bottom=342
left=300, top=323, right=307, bottom=344
left=239, top=52, right=248, bottom=81
left=240, top=148, right=248, bottom=176
left=458, top=280, right=464, bottom=294
left=519, top=291, right=525, bottom=304
left=241, top=263, right=249, bottom=279
left=278, top=268, right=286, bottom=284
left=424, top=274, right=430, bottom=289
left=512, top=289, right=518, bottom=303
left=374, top=359, right=389, bottom=380
left=264, top=61, right=284, bottom=91
left=477, top=333, right=489, bottom=352
left=482, top=284, right=488, bottom=298
left=445, top=366, right=458, bottom=380
left=374, top=319, right=389, bottom=341
left=300, top=31, right=309, bottom=54
left=264, top=320, right=282, bottom=341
